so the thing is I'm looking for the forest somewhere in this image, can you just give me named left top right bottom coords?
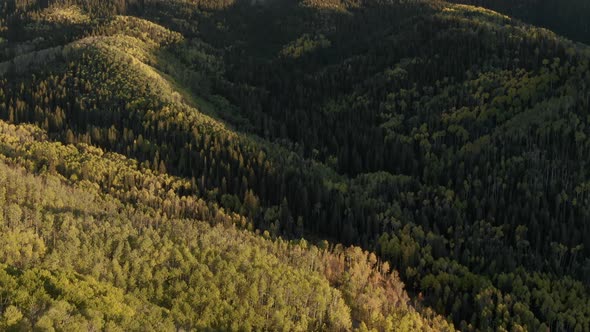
left=1, top=0, right=590, bottom=331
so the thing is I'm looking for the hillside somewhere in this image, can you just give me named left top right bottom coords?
left=448, top=0, right=590, bottom=45
left=1, top=0, right=590, bottom=331
left=0, top=120, right=453, bottom=331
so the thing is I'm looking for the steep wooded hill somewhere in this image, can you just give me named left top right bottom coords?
left=1, top=0, right=590, bottom=331
left=0, top=120, right=452, bottom=331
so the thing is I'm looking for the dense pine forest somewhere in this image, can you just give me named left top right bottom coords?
left=1, top=0, right=590, bottom=331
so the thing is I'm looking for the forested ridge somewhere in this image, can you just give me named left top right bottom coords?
left=1, top=0, right=590, bottom=331
left=447, top=0, right=590, bottom=45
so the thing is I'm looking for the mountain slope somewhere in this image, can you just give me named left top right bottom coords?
left=1, top=0, right=590, bottom=331
left=0, top=6, right=454, bottom=330
left=0, top=119, right=453, bottom=331
left=448, top=0, right=590, bottom=45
